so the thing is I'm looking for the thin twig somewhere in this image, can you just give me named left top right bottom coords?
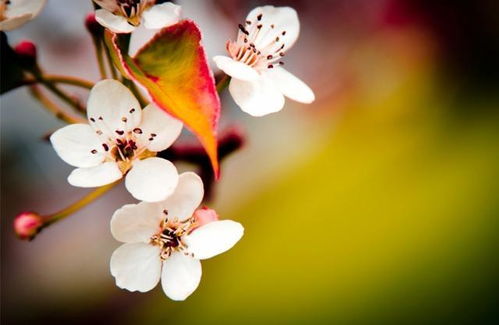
left=124, top=79, right=148, bottom=107
left=158, top=127, right=245, bottom=201
left=40, top=80, right=86, bottom=114
left=92, top=37, right=107, bottom=79
left=24, top=74, right=94, bottom=89
left=104, top=43, right=118, bottom=79
left=216, top=73, right=231, bottom=93
left=29, top=85, right=85, bottom=124
left=44, top=75, right=94, bottom=89
left=43, top=182, right=119, bottom=228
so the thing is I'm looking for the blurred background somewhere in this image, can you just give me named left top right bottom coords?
left=2, top=0, right=499, bottom=324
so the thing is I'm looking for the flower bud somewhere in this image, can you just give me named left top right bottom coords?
left=14, top=212, right=43, bottom=240
left=85, top=12, right=103, bottom=36
left=193, top=207, right=219, bottom=227
left=14, top=40, right=37, bottom=68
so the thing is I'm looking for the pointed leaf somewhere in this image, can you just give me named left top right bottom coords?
left=105, top=21, right=220, bottom=176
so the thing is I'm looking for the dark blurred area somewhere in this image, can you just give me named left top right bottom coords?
left=2, top=0, right=499, bottom=324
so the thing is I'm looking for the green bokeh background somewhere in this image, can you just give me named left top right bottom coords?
left=133, top=64, right=499, bottom=325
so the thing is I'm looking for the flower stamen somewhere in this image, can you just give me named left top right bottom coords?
left=150, top=216, right=196, bottom=260
left=88, top=112, right=155, bottom=173
left=229, top=12, right=288, bottom=71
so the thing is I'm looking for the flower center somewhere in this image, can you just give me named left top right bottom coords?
left=150, top=210, right=196, bottom=260
left=228, top=12, right=287, bottom=71
left=116, top=0, right=154, bottom=26
left=0, top=0, right=11, bottom=21
left=94, top=0, right=154, bottom=26
left=88, top=111, right=155, bottom=174
left=111, top=138, right=138, bottom=160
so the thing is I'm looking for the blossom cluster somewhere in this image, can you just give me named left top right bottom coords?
left=5, top=0, right=314, bottom=301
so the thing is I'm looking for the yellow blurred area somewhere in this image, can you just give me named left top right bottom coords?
left=129, top=26, right=499, bottom=324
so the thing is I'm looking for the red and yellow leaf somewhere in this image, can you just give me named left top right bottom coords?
left=105, top=21, right=221, bottom=176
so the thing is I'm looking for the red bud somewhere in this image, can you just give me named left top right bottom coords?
left=14, top=40, right=37, bottom=62
left=193, top=207, right=219, bottom=228
left=85, top=12, right=103, bottom=36
left=14, top=212, right=43, bottom=240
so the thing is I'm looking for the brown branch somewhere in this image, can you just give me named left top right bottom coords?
left=158, top=126, right=245, bottom=201
left=29, top=85, right=86, bottom=124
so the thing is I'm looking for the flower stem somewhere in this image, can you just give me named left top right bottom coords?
left=216, top=73, right=231, bottom=93
left=92, top=37, right=108, bottom=79
left=124, top=79, right=148, bottom=107
left=43, top=75, right=94, bottom=89
left=24, top=74, right=94, bottom=89
left=40, top=79, right=86, bottom=113
left=104, top=43, right=118, bottom=79
left=42, top=182, right=119, bottom=228
left=158, top=126, right=245, bottom=201
left=29, top=85, right=85, bottom=124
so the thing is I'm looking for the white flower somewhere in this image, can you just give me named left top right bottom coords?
left=93, top=0, right=181, bottom=34
left=50, top=79, right=183, bottom=202
left=0, top=0, right=46, bottom=31
left=109, top=172, right=244, bottom=301
left=213, top=6, right=315, bottom=117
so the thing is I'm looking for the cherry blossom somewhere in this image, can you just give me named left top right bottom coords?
left=93, top=0, right=181, bottom=34
left=50, top=79, right=182, bottom=202
left=110, top=172, right=244, bottom=300
left=214, top=5, right=315, bottom=116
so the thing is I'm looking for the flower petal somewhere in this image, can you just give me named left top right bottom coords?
left=95, top=9, right=135, bottom=33
left=125, top=157, right=179, bottom=202
left=158, top=172, right=204, bottom=221
left=68, top=162, right=122, bottom=187
left=213, top=56, right=259, bottom=81
left=50, top=124, right=105, bottom=168
left=264, top=67, right=315, bottom=104
left=161, top=252, right=201, bottom=301
left=136, top=104, right=182, bottom=152
left=128, top=25, right=158, bottom=57
left=246, top=6, right=300, bottom=51
left=87, top=79, right=142, bottom=136
left=184, top=220, right=244, bottom=260
left=0, top=14, right=32, bottom=31
left=0, top=0, right=46, bottom=30
left=7, top=0, right=46, bottom=15
left=110, top=243, right=162, bottom=292
left=93, top=0, right=119, bottom=13
left=229, top=75, right=284, bottom=116
left=142, top=2, right=181, bottom=30
left=129, top=2, right=182, bottom=56
left=110, top=202, right=163, bottom=243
